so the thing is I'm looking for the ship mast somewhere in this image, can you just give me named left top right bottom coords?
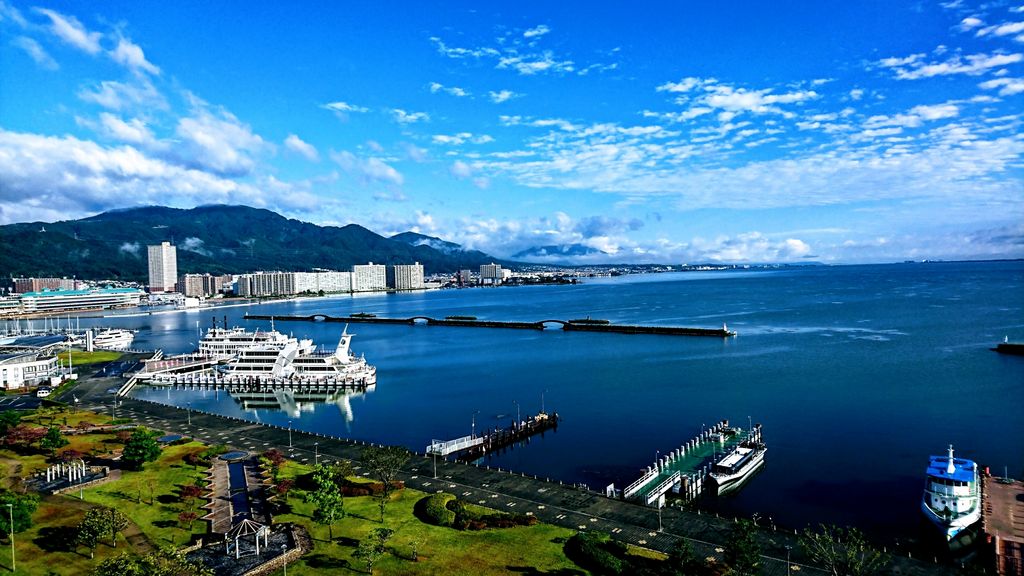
left=946, top=444, right=956, bottom=474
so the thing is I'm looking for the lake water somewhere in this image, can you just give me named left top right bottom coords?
left=106, top=261, right=1023, bottom=543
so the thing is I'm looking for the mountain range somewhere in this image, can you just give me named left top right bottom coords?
left=0, top=205, right=501, bottom=281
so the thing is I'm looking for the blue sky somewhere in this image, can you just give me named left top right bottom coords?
left=1, top=1, right=1022, bottom=264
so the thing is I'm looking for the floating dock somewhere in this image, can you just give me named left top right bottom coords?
left=620, top=420, right=763, bottom=506
left=245, top=314, right=736, bottom=338
left=427, top=411, right=559, bottom=462
left=993, top=342, right=1024, bottom=356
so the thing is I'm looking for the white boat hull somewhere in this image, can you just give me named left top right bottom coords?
left=710, top=447, right=766, bottom=496
left=921, top=499, right=981, bottom=541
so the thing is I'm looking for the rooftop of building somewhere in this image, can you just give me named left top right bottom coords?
left=20, top=287, right=144, bottom=298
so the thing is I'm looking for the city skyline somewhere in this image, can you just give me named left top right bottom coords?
left=1, top=1, right=1022, bottom=264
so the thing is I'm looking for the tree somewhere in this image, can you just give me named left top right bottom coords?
left=178, top=510, right=198, bottom=531
left=59, top=448, right=86, bottom=462
left=353, top=528, right=393, bottom=574
left=261, top=448, right=286, bottom=481
left=276, top=478, right=294, bottom=501
left=0, top=490, right=39, bottom=536
left=724, top=519, right=761, bottom=576
left=41, top=425, right=69, bottom=456
left=75, top=508, right=107, bottom=559
left=0, top=410, right=21, bottom=437
left=307, top=462, right=344, bottom=541
left=361, top=445, right=409, bottom=523
left=180, top=484, right=203, bottom=508
left=667, top=538, right=703, bottom=575
left=93, top=546, right=213, bottom=576
left=4, top=424, right=46, bottom=451
left=801, top=525, right=888, bottom=576
left=121, top=427, right=161, bottom=470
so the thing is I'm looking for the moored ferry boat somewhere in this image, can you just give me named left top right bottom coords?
left=709, top=424, right=766, bottom=496
left=217, top=326, right=376, bottom=385
left=921, top=445, right=981, bottom=541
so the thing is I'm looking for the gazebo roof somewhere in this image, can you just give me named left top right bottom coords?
left=226, top=518, right=266, bottom=538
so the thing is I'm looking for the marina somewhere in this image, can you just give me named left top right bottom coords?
left=427, top=409, right=560, bottom=462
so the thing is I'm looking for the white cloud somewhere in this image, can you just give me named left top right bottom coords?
left=450, top=160, right=473, bottom=178
left=34, top=8, right=101, bottom=54
left=657, top=77, right=704, bottom=93
left=118, top=242, right=140, bottom=257
left=957, top=16, right=984, bottom=31
left=180, top=236, right=211, bottom=256
left=979, top=76, right=1024, bottom=95
left=429, top=37, right=500, bottom=59
left=12, top=36, right=58, bottom=70
left=0, top=1, right=27, bottom=27
left=284, top=134, right=319, bottom=161
left=98, top=112, right=155, bottom=144
left=429, top=82, right=470, bottom=97
left=864, top=103, right=960, bottom=129
left=976, top=21, right=1024, bottom=37
left=175, top=106, right=267, bottom=176
left=489, top=90, right=519, bottom=103
left=849, top=88, right=865, bottom=100
left=432, top=132, right=493, bottom=145
left=878, top=51, right=1023, bottom=79
left=330, top=151, right=404, bottom=186
left=322, top=101, right=369, bottom=115
left=391, top=109, right=430, bottom=124
left=0, top=128, right=273, bottom=224
left=523, top=25, right=551, bottom=39
left=498, top=51, right=574, bottom=75
left=109, top=37, right=160, bottom=75
left=78, top=79, right=168, bottom=112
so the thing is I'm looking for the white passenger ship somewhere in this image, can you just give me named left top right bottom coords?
left=200, top=324, right=376, bottom=385
left=921, top=445, right=981, bottom=541
left=709, top=425, right=766, bottom=496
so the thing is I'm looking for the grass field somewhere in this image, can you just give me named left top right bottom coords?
left=58, top=350, right=123, bottom=366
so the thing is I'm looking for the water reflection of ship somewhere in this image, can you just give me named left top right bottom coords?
left=229, top=385, right=374, bottom=421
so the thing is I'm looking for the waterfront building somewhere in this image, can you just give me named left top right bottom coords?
left=11, top=277, right=82, bottom=294
left=457, top=269, right=472, bottom=286
left=386, top=263, right=425, bottom=290
left=0, top=296, right=21, bottom=317
left=0, top=334, right=66, bottom=390
left=178, top=273, right=226, bottom=297
left=19, top=287, right=144, bottom=314
left=294, top=271, right=353, bottom=294
left=352, top=263, right=387, bottom=292
left=237, top=271, right=296, bottom=297
left=480, top=263, right=503, bottom=286
left=147, top=242, right=178, bottom=293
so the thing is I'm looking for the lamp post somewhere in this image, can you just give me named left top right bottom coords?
left=785, top=544, right=792, bottom=576
left=513, top=400, right=520, bottom=427
left=657, top=500, right=663, bottom=532
left=471, top=411, right=480, bottom=439
left=187, top=402, right=191, bottom=426
left=314, top=442, right=319, bottom=467
left=5, top=503, right=13, bottom=573
left=281, top=544, right=288, bottom=576
left=287, top=420, right=292, bottom=449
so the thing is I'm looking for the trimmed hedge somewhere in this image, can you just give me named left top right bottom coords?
left=564, top=531, right=627, bottom=576
left=419, top=493, right=457, bottom=527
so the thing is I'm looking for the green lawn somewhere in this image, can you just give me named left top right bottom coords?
left=58, top=350, right=123, bottom=366
left=267, top=461, right=586, bottom=576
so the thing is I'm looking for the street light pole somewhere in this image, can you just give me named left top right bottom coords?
left=314, top=442, right=319, bottom=466
left=6, top=503, right=14, bottom=573
left=513, top=400, right=520, bottom=427
left=785, top=544, right=792, bottom=576
left=281, top=543, right=288, bottom=576
left=287, top=420, right=292, bottom=449
left=471, top=411, right=479, bottom=439
left=187, top=402, right=191, bottom=426
left=657, top=501, right=663, bottom=532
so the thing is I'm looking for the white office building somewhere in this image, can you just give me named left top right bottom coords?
left=237, top=271, right=296, bottom=297
left=387, top=263, right=425, bottom=290
left=352, top=263, right=387, bottom=292
left=147, top=242, right=178, bottom=293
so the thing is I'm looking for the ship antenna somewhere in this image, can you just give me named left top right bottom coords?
left=271, top=316, right=275, bottom=332
left=947, top=444, right=956, bottom=474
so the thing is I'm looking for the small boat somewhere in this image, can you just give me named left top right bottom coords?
left=921, top=445, right=981, bottom=541
left=709, top=425, right=766, bottom=496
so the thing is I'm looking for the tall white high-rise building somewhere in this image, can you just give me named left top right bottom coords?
left=480, top=263, right=503, bottom=286
left=147, top=242, right=178, bottom=293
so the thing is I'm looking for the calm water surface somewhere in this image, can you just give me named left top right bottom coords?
left=105, top=261, right=1023, bottom=541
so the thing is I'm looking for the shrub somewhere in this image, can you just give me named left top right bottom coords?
left=565, top=532, right=624, bottom=576
left=418, top=493, right=456, bottom=527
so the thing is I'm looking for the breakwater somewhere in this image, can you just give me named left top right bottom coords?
left=244, top=313, right=737, bottom=337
